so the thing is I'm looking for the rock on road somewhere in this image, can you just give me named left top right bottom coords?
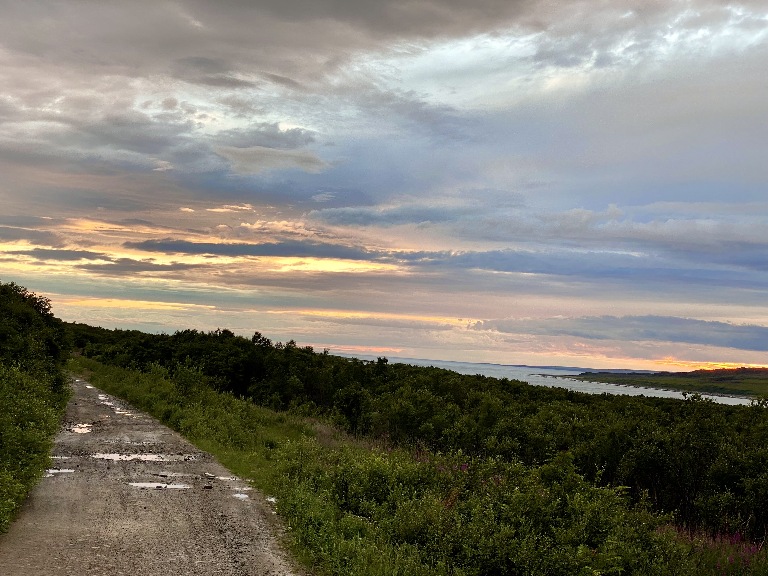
left=0, top=376, right=302, bottom=575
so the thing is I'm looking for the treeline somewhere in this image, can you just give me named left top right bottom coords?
left=70, top=323, right=768, bottom=540
left=0, top=282, right=70, bottom=532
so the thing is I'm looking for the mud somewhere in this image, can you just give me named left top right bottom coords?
left=0, top=376, right=302, bottom=575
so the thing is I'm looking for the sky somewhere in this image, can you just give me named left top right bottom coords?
left=1, top=0, right=767, bottom=370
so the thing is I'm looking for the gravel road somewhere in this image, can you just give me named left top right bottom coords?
left=0, top=376, right=302, bottom=575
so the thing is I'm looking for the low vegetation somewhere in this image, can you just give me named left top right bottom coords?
left=5, top=283, right=768, bottom=573
left=67, top=323, right=768, bottom=574
left=70, top=356, right=692, bottom=575
left=0, top=282, right=69, bottom=532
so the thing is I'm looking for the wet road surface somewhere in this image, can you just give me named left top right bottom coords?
left=0, top=376, right=301, bottom=575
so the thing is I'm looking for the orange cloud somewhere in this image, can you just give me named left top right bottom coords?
left=55, top=296, right=214, bottom=311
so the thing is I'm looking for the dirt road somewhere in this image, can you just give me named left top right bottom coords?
left=0, top=376, right=302, bottom=575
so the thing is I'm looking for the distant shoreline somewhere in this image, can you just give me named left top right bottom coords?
left=340, top=353, right=754, bottom=405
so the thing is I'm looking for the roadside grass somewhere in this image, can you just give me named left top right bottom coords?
left=0, top=364, right=69, bottom=532
left=69, top=356, right=768, bottom=575
left=669, top=528, right=768, bottom=576
left=68, top=357, right=312, bottom=494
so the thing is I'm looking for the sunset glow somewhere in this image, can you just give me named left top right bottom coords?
left=2, top=1, right=768, bottom=370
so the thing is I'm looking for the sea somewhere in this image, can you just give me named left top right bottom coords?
left=346, top=355, right=752, bottom=406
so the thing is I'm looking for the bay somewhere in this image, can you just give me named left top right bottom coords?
left=352, top=355, right=752, bottom=406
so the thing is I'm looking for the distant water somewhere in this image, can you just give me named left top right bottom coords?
left=354, top=355, right=752, bottom=406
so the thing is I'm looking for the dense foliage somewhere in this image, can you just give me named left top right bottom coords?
left=73, top=357, right=697, bottom=575
left=0, top=281, right=69, bottom=532
left=71, top=323, right=768, bottom=542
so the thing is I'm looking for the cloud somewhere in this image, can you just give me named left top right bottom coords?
left=474, top=316, right=768, bottom=353
left=205, top=203, right=255, bottom=213
left=0, top=226, right=62, bottom=246
left=1, top=0, right=767, bottom=369
left=216, top=145, right=328, bottom=174
left=217, top=123, right=316, bottom=150
left=10, top=248, right=109, bottom=262
left=311, top=204, right=463, bottom=227
left=125, top=238, right=377, bottom=261
left=77, top=258, right=204, bottom=276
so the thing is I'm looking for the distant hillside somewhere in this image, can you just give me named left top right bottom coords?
left=575, top=367, right=768, bottom=397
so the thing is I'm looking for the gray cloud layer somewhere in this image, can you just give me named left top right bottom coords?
left=2, top=0, right=767, bottom=367
left=475, top=316, right=768, bottom=353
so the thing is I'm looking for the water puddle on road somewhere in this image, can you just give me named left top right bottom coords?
left=205, top=473, right=242, bottom=482
left=91, top=453, right=197, bottom=462
left=97, top=394, right=136, bottom=417
left=69, top=423, right=93, bottom=434
left=128, top=482, right=191, bottom=489
left=152, top=472, right=195, bottom=478
left=232, top=493, right=249, bottom=500
left=45, top=469, right=75, bottom=477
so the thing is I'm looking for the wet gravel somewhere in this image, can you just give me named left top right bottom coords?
left=0, top=376, right=302, bottom=575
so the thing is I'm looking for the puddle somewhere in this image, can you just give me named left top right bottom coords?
left=51, top=455, right=70, bottom=460
left=151, top=472, right=195, bottom=478
left=45, top=469, right=75, bottom=477
left=204, top=473, right=240, bottom=482
left=91, top=453, right=197, bottom=462
left=103, top=439, right=152, bottom=446
left=69, top=424, right=93, bottom=434
left=128, top=482, right=191, bottom=489
left=85, top=385, right=94, bottom=389
left=96, top=394, right=138, bottom=417
left=232, top=493, right=249, bottom=500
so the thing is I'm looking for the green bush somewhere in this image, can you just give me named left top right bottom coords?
left=0, top=281, right=70, bottom=532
